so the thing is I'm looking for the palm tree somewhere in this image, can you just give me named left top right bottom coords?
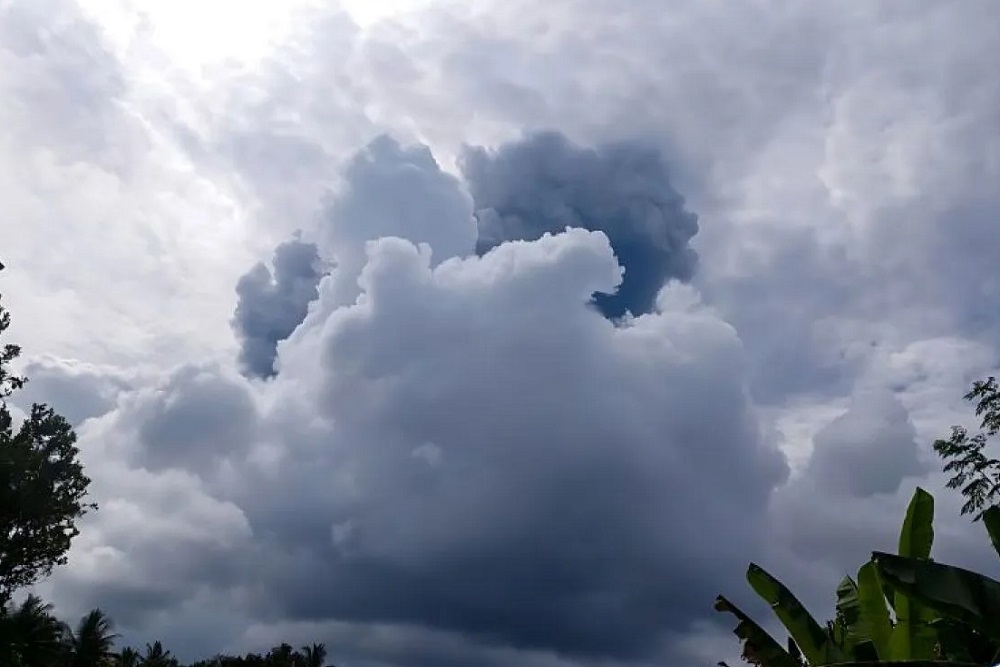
left=118, top=646, right=141, bottom=667
left=139, top=640, right=178, bottom=667
left=2, top=595, right=64, bottom=667
left=300, top=643, right=328, bottom=667
left=266, top=643, right=302, bottom=667
left=62, top=608, right=118, bottom=667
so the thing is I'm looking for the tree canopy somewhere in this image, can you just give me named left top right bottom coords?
left=0, top=291, right=95, bottom=606
left=934, top=375, right=1000, bottom=520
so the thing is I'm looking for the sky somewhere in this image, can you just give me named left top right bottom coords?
left=3, top=0, right=1000, bottom=665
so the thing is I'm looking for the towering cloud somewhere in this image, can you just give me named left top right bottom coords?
left=804, top=388, right=927, bottom=499
left=462, top=131, right=699, bottom=318
left=232, top=237, right=324, bottom=379
left=315, top=135, right=478, bottom=311
left=49, top=134, right=790, bottom=665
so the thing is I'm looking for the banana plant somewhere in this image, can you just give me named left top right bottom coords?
left=828, top=561, right=892, bottom=660
left=885, top=488, right=938, bottom=661
left=715, top=488, right=958, bottom=666
left=871, top=504, right=1000, bottom=664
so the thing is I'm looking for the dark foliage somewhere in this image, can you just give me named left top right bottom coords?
left=0, top=289, right=95, bottom=607
left=934, top=376, right=1000, bottom=520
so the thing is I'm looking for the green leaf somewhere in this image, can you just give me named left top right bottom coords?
left=834, top=575, right=868, bottom=657
left=746, top=563, right=844, bottom=665
left=885, top=489, right=938, bottom=660
left=887, top=572, right=940, bottom=660
left=982, top=505, right=1000, bottom=559
left=835, top=576, right=860, bottom=629
left=898, top=487, right=934, bottom=559
left=855, top=561, right=892, bottom=658
left=714, top=596, right=801, bottom=667
left=874, top=550, right=1000, bottom=642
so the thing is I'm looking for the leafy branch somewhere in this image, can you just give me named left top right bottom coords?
left=934, top=377, right=1000, bottom=521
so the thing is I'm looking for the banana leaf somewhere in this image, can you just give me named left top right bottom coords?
left=714, top=595, right=801, bottom=667
left=874, top=551, right=1000, bottom=642
left=898, top=487, right=934, bottom=560
left=835, top=576, right=860, bottom=631
left=747, top=563, right=846, bottom=665
left=982, top=506, right=1000, bottom=560
left=888, top=488, right=938, bottom=659
left=855, top=561, right=893, bottom=658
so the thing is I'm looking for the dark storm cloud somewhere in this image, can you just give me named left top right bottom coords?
left=231, top=232, right=788, bottom=661
left=232, top=237, right=325, bottom=379
left=462, top=131, right=699, bottom=318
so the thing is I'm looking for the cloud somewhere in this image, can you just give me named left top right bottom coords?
left=233, top=236, right=325, bottom=379
left=0, top=0, right=129, bottom=166
left=462, top=131, right=699, bottom=318
left=130, top=364, right=260, bottom=474
left=803, top=388, right=928, bottom=499
left=252, top=234, right=784, bottom=659
left=0, top=0, right=261, bottom=371
left=42, top=409, right=253, bottom=629
left=10, top=356, right=132, bottom=426
left=758, top=348, right=1000, bottom=624
left=314, top=134, right=478, bottom=310
left=40, top=136, right=788, bottom=665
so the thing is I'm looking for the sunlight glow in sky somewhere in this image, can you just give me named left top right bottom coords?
left=78, top=0, right=431, bottom=70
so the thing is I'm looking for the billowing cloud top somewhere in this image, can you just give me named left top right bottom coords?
left=464, top=132, right=699, bottom=318
left=232, top=237, right=324, bottom=379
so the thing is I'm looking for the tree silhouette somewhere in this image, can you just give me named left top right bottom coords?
left=118, top=646, right=141, bottom=667
left=300, top=643, right=328, bottom=667
left=140, top=640, right=179, bottom=667
left=1, top=594, right=64, bottom=666
left=0, top=288, right=95, bottom=606
left=62, top=608, right=118, bottom=667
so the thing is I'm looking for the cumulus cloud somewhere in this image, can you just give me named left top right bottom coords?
left=130, top=364, right=260, bottom=474
left=233, top=237, right=325, bottom=379
left=11, top=356, right=132, bottom=426
left=314, top=134, right=478, bottom=310
left=804, top=388, right=927, bottom=499
left=760, top=375, right=991, bottom=624
left=463, top=131, right=699, bottom=318
left=41, top=135, right=789, bottom=665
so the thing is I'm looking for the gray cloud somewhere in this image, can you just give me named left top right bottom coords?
left=314, top=134, right=478, bottom=311
left=11, top=357, right=131, bottom=426
left=133, top=364, right=259, bottom=473
left=233, top=237, right=325, bottom=379
left=50, top=138, right=788, bottom=666
left=804, top=388, right=928, bottom=499
left=462, top=132, right=699, bottom=318
left=769, top=388, right=930, bottom=571
left=235, top=230, right=786, bottom=661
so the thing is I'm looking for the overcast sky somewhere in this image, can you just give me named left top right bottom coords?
left=4, top=1, right=1000, bottom=665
